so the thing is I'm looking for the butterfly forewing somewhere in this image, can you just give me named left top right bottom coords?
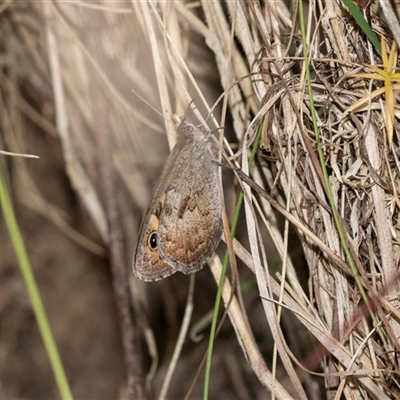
left=157, top=137, right=222, bottom=272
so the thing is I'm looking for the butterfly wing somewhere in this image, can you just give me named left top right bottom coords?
left=157, top=138, right=222, bottom=274
left=133, top=118, right=222, bottom=281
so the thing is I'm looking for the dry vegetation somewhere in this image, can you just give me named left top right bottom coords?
left=1, top=1, right=400, bottom=399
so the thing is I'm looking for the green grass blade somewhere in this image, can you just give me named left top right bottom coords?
left=0, top=167, right=74, bottom=400
left=299, top=0, right=386, bottom=345
left=203, top=125, right=262, bottom=399
left=341, top=0, right=381, bottom=52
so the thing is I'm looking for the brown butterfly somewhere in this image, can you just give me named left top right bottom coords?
left=133, top=117, right=222, bottom=281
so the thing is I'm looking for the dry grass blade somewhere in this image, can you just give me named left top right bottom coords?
left=208, top=255, right=294, bottom=400
left=43, top=2, right=109, bottom=244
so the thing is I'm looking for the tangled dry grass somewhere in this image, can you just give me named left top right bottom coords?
left=2, top=1, right=400, bottom=399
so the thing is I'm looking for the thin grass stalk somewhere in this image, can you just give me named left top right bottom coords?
left=0, top=167, right=73, bottom=400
